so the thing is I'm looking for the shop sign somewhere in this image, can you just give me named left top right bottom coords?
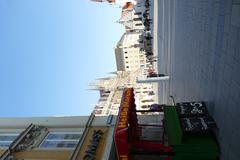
left=83, top=129, right=103, bottom=160
left=115, top=88, right=134, bottom=160
left=117, top=89, right=132, bottom=129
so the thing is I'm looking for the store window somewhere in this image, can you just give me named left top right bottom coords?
left=140, top=126, right=164, bottom=142
left=0, top=133, right=19, bottom=148
left=40, top=132, right=82, bottom=148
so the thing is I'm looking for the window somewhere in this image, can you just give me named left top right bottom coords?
left=0, top=133, right=19, bottom=148
left=135, top=23, right=142, bottom=26
left=101, top=94, right=108, bottom=98
left=140, top=126, right=164, bottom=142
left=40, top=132, right=82, bottom=148
left=95, top=105, right=103, bottom=109
left=134, top=12, right=142, bottom=15
left=141, top=99, right=154, bottom=103
left=141, top=105, right=149, bottom=109
left=104, top=91, right=110, bottom=94
left=100, top=97, right=107, bottom=101
left=133, top=18, right=142, bottom=21
left=94, top=110, right=103, bottom=115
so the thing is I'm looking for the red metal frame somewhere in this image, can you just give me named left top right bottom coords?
left=114, top=88, right=172, bottom=160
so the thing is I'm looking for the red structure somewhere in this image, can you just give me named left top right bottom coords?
left=114, top=88, right=172, bottom=160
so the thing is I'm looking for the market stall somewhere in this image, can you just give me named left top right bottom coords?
left=114, top=88, right=219, bottom=160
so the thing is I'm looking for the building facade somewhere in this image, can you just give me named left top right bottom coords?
left=114, top=31, right=158, bottom=112
left=115, top=31, right=147, bottom=72
left=0, top=110, right=163, bottom=160
left=90, top=0, right=158, bottom=115
left=0, top=115, right=117, bottom=160
left=90, top=71, right=130, bottom=116
left=90, top=70, right=158, bottom=116
left=119, top=2, right=145, bottom=31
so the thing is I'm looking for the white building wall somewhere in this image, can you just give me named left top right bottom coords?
left=119, top=32, right=149, bottom=72
left=118, top=0, right=147, bottom=31
left=92, top=72, right=129, bottom=116
left=132, top=10, right=144, bottom=30
left=113, top=31, right=158, bottom=114
left=93, top=72, right=158, bottom=115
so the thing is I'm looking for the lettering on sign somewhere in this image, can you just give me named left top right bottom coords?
left=118, top=89, right=132, bottom=129
left=83, top=130, right=103, bottom=160
left=120, top=155, right=128, bottom=160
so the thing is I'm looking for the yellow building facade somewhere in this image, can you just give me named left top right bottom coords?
left=0, top=115, right=117, bottom=160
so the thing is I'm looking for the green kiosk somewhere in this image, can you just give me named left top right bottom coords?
left=164, top=102, right=219, bottom=160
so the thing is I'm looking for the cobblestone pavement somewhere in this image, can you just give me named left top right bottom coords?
left=156, top=0, right=240, bottom=159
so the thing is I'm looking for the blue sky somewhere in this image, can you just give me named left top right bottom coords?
left=0, top=0, right=124, bottom=117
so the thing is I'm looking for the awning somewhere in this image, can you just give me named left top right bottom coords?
left=114, top=88, right=138, bottom=160
left=114, top=88, right=172, bottom=160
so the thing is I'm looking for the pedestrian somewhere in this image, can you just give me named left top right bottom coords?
left=150, top=104, right=164, bottom=111
left=147, top=73, right=166, bottom=78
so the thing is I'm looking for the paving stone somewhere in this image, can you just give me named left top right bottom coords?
left=157, top=0, right=240, bottom=159
left=231, top=4, right=240, bottom=27
left=233, top=0, right=240, bottom=4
